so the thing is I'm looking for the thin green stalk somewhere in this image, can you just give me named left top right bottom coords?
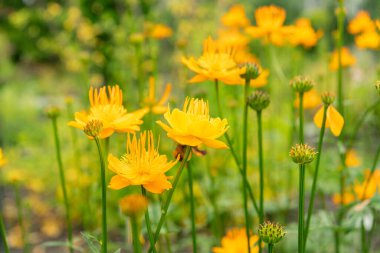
left=148, top=146, right=191, bottom=253
left=141, top=187, right=157, bottom=253
left=0, top=212, right=9, bottom=253
left=304, top=105, right=328, bottom=248
left=14, top=185, right=28, bottom=253
left=298, top=164, right=305, bottom=253
left=242, top=77, right=251, bottom=253
left=360, top=220, right=368, bottom=253
left=214, top=80, right=259, bottom=215
left=158, top=195, right=173, bottom=253
left=268, top=244, right=274, bottom=253
left=257, top=110, right=264, bottom=253
left=94, top=137, right=107, bottom=253
left=51, top=116, right=73, bottom=253
left=130, top=217, right=142, bottom=253
left=299, top=92, right=304, bottom=144
left=187, top=162, right=197, bottom=253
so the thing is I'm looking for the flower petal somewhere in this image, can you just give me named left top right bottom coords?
left=108, top=175, right=130, bottom=190
left=327, top=106, right=344, bottom=136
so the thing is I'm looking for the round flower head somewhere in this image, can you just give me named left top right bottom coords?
left=212, top=228, right=259, bottom=253
left=148, top=24, right=173, bottom=40
left=348, top=11, right=374, bottom=35
left=258, top=221, right=286, bottom=245
left=247, top=90, right=270, bottom=111
left=119, top=194, right=148, bottom=218
left=108, top=131, right=178, bottom=194
left=157, top=97, right=229, bottom=149
left=221, top=4, right=250, bottom=28
left=68, top=85, right=147, bottom=138
left=289, top=144, right=317, bottom=164
left=329, top=47, right=356, bottom=71
left=287, top=18, right=323, bottom=48
left=290, top=76, right=314, bottom=93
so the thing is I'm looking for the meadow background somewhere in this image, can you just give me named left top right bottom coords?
left=0, top=0, right=379, bottom=252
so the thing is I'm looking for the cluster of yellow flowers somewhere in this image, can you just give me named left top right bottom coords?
left=348, top=11, right=380, bottom=50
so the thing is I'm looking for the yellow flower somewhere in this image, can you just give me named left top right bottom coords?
left=348, top=11, right=374, bottom=35
left=345, top=149, right=361, bottom=167
left=221, top=5, right=250, bottom=28
left=68, top=85, right=147, bottom=138
left=213, top=228, right=259, bottom=253
left=354, top=169, right=380, bottom=200
left=245, top=5, right=289, bottom=46
left=218, top=29, right=250, bottom=48
left=332, top=191, right=355, bottom=205
left=354, top=30, right=380, bottom=49
left=119, top=194, right=149, bottom=217
left=156, top=97, right=229, bottom=149
left=181, top=37, right=245, bottom=84
left=287, top=18, right=323, bottom=48
left=294, top=89, right=321, bottom=109
left=143, top=77, right=172, bottom=115
left=108, top=131, right=177, bottom=194
left=0, top=148, right=7, bottom=167
left=329, top=47, right=356, bottom=71
left=376, top=20, right=380, bottom=31
left=149, top=24, right=173, bottom=39
left=313, top=105, right=344, bottom=136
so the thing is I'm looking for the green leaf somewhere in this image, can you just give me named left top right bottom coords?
left=81, top=232, right=101, bottom=253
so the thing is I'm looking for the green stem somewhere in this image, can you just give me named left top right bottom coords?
left=304, top=105, right=328, bottom=248
left=131, top=217, right=142, bottom=253
left=361, top=220, right=368, bottom=253
left=0, top=212, right=9, bottom=253
left=51, top=116, right=73, bottom=253
left=337, top=0, right=345, bottom=118
left=14, top=185, right=28, bottom=253
left=299, top=92, right=304, bottom=144
left=94, top=137, right=107, bottom=253
left=268, top=244, right=274, bottom=253
left=257, top=110, right=264, bottom=253
left=187, top=162, right=197, bottom=253
left=141, top=187, right=157, bottom=253
left=242, top=77, right=251, bottom=253
left=148, top=146, right=191, bottom=253
left=298, top=164, right=305, bottom=253
left=214, top=80, right=259, bottom=215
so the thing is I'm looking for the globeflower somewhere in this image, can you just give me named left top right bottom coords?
left=348, top=11, right=374, bottom=35
left=287, top=18, right=323, bottom=48
left=108, top=131, right=177, bottom=194
left=68, top=85, right=147, bottom=138
left=213, top=228, right=259, bottom=253
left=329, top=47, right=356, bottom=71
left=182, top=37, right=245, bottom=84
left=313, top=104, right=344, bottom=136
left=221, top=4, right=250, bottom=28
left=156, top=97, right=229, bottom=149
left=354, top=30, right=380, bottom=49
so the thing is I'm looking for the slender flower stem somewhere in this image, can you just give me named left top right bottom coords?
left=298, top=164, right=305, bottom=253
left=257, top=110, right=264, bottom=253
left=187, top=162, right=197, bottom=253
left=304, top=105, right=328, bottom=248
left=0, top=212, right=9, bottom=253
left=94, top=137, right=107, bottom=253
left=242, top=77, right=251, bottom=253
left=148, top=146, right=191, bottom=253
left=268, top=244, right=274, bottom=253
left=51, top=116, right=73, bottom=253
left=131, top=216, right=142, bottom=253
left=214, top=80, right=259, bottom=215
left=141, top=187, right=157, bottom=253
left=299, top=92, right=304, bottom=144
left=14, top=185, right=28, bottom=253
left=361, top=220, right=368, bottom=253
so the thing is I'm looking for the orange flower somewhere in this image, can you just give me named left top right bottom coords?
left=143, top=77, right=172, bottom=114
left=313, top=105, right=344, bottom=136
left=157, top=97, right=229, bottom=149
left=149, top=24, right=173, bottom=39
left=345, top=149, right=361, bottom=167
left=0, top=148, right=7, bottom=168
left=287, top=18, right=323, bottom=48
left=218, top=29, right=250, bottom=48
left=294, top=89, right=321, bottom=109
left=348, top=11, right=374, bottom=35
left=332, top=191, right=355, bottom=205
left=213, top=228, right=259, bottom=253
left=245, top=5, right=290, bottom=46
left=182, top=37, right=245, bottom=84
left=221, top=5, right=250, bottom=28
left=329, top=47, right=356, bottom=71
left=108, top=131, right=177, bottom=194
left=119, top=194, right=148, bottom=217
left=354, top=30, right=380, bottom=49
left=68, top=85, right=147, bottom=138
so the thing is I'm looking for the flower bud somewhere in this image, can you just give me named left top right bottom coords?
left=240, top=63, right=260, bottom=80
left=45, top=106, right=60, bottom=118
left=321, top=92, right=335, bottom=106
left=247, top=90, right=270, bottom=111
left=289, top=144, right=317, bottom=164
left=290, top=76, right=314, bottom=93
left=119, top=194, right=148, bottom=218
left=258, top=221, right=286, bottom=245
left=84, top=120, right=103, bottom=138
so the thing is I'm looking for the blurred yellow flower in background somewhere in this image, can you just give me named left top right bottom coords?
left=143, top=77, right=172, bottom=114
left=354, top=169, right=380, bottom=200
left=329, top=47, right=356, bottom=70
left=119, top=194, right=149, bottom=217
left=108, top=131, right=177, bottom=194
left=348, top=11, right=374, bottom=35
left=354, top=31, right=380, bottom=49
left=221, top=5, right=250, bottom=28
left=213, top=228, right=259, bottom=253
left=348, top=11, right=380, bottom=50
left=345, top=149, right=361, bottom=167
left=148, top=23, right=173, bottom=39
left=287, top=18, right=323, bottom=48
left=68, top=85, right=147, bottom=138
left=0, top=148, right=7, bottom=167
left=313, top=104, right=344, bottom=136
left=294, top=89, right=321, bottom=109
left=218, top=29, right=250, bottom=48
left=182, top=37, right=245, bottom=84
left=332, top=191, right=355, bottom=205
left=157, top=97, right=229, bottom=149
